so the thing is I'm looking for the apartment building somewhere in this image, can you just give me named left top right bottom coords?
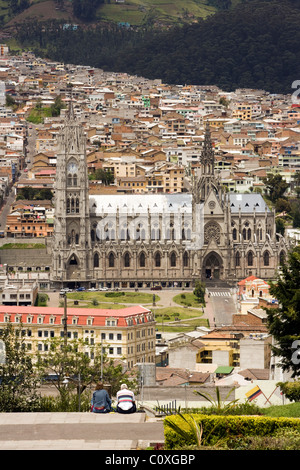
left=0, top=305, right=156, bottom=369
left=5, top=204, right=54, bottom=238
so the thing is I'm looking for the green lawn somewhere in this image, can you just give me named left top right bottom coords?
left=262, top=402, right=300, bottom=418
left=66, top=291, right=159, bottom=304
left=173, top=292, right=205, bottom=308
left=97, top=0, right=216, bottom=26
left=153, top=306, right=209, bottom=332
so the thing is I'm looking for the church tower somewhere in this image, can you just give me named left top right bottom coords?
left=192, top=123, right=232, bottom=281
left=52, top=104, right=92, bottom=286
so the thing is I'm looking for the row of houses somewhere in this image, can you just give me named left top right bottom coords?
left=0, top=47, right=299, bottom=205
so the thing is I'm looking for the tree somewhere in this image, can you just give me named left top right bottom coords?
left=193, top=280, right=206, bottom=305
left=265, top=246, right=300, bottom=378
left=0, top=323, right=41, bottom=411
left=37, top=337, right=138, bottom=409
left=90, top=169, right=114, bottom=185
left=263, top=173, right=289, bottom=203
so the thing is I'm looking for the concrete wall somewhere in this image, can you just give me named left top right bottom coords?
left=139, top=385, right=235, bottom=408
left=0, top=248, right=52, bottom=269
left=239, top=336, right=272, bottom=369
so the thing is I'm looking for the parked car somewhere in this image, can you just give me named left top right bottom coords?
left=76, top=287, right=86, bottom=292
left=151, top=286, right=162, bottom=290
left=98, top=287, right=108, bottom=291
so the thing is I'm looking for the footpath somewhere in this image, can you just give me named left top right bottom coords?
left=0, top=411, right=165, bottom=450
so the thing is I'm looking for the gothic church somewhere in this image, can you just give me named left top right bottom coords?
left=51, top=106, right=288, bottom=289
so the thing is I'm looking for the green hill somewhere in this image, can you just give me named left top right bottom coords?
left=0, top=0, right=224, bottom=28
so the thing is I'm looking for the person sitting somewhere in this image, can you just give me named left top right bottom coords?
left=116, top=383, right=136, bottom=414
left=91, top=382, right=112, bottom=413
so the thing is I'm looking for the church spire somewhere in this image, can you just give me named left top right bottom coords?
left=66, top=98, right=75, bottom=122
left=201, top=122, right=214, bottom=176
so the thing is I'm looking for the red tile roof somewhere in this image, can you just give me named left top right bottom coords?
left=0, top=305, right=151, bottom=327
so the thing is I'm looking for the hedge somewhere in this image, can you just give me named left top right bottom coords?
left=164, top=414, right=300, bottom=449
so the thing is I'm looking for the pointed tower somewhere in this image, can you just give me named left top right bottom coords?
left=51, top=103, right=92, bottom=286
left=192, top=122, right=221, bottom=204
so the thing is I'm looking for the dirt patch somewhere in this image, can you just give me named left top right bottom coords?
left=6, top=0, right=79, bottom=26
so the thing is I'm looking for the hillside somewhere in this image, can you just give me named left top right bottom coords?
left=13, top=0, right=300, bottom=94
left=0, top=0, right=225, bottom=29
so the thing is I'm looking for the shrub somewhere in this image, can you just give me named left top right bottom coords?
left=277, top=381, right=300, bottom=402
left=164, top=414, right=300, bottom=450
left=104, top=292, right=125, bottom=298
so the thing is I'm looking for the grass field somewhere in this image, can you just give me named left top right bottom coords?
left=173, top=292, right=204, bottom=308
left=263, top=402, right=300, bottom=418
left=97, top=0, right=216, bottom=26
left=66, top=291, right=159, bottom=305
left=153, top=306, right=209, bottom=332
left=1, top=0, right=218, bottom=28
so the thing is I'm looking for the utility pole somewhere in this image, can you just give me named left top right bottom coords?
left=63, top=292, right=68, bottom=348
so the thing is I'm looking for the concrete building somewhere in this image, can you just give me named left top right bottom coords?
left=0, top=305, right=155, bottom=369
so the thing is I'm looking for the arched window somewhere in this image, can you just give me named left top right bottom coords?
left=235, top=252, right=240, bottom=267
left=183, top=251, right=189, bottom=267
left=247, top=228, right=251, bottom=240
left=108, top=252, right=115, bottom=268
left=124, top=252, right=130, bottom=268
left=247, top=251, right=253, bottom=266
left=94, top=253, right=99, bottom=268
left=73, top=174, right=77, bottom=186
left=233, top=228, right=237, bottom=241
left=67, top=174, right=72, bottom=186
left=280, top=250, right=285, bottom=265
left=67, top=199, right=70, bottom=214
left=91, top=229, right=95, bottom=242
left=242, top=228, right=247, bottom=240
left=263, top=251, right=270, bottom=266
left=76, top=198, right=79, bottom=213
left=170, top=252, right=176, bottom=267
left=139, top=252, right=146, bottom=268
left=155, top=252, right=161, bottom=267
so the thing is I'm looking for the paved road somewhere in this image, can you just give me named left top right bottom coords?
left=0, top=412, right=164, bottom=450
left=206, top=288, right=237, bottom=327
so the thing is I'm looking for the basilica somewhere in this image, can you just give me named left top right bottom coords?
left=50, top=106, right=289, bottom=289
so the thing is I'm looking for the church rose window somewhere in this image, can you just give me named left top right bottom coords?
left=204, top=222, right=221, bottom=244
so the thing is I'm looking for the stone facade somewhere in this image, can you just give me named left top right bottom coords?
left=50, top=106, right=289, bottom=289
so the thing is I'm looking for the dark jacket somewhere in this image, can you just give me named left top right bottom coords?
left=91, top=389, right=112, bottom=412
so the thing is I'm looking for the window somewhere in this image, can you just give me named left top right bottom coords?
left=109, top=333, right=113, bottom=340
left=263, top=251, right=270, bottom=266
left=183, top=251, right=188, bottom=267
left=235, top=252, right=240, bottom=267
left=247, top=251, right=253, bottom=266
left=139, top=252, right=146, bottom=268
left=155, top=252, right=161, bottom=267
left=108, top=252, right=115, bottom=268
left=170, top=252, right=176, bottom=267
left=94, top=253, right=99, bottom=268
left=124, top=252, right=130, bottom=268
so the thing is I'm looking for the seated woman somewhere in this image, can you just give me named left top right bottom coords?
left=91, top=382, right=112, bottom=413
left=116, top=384, right=136, bottom=414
